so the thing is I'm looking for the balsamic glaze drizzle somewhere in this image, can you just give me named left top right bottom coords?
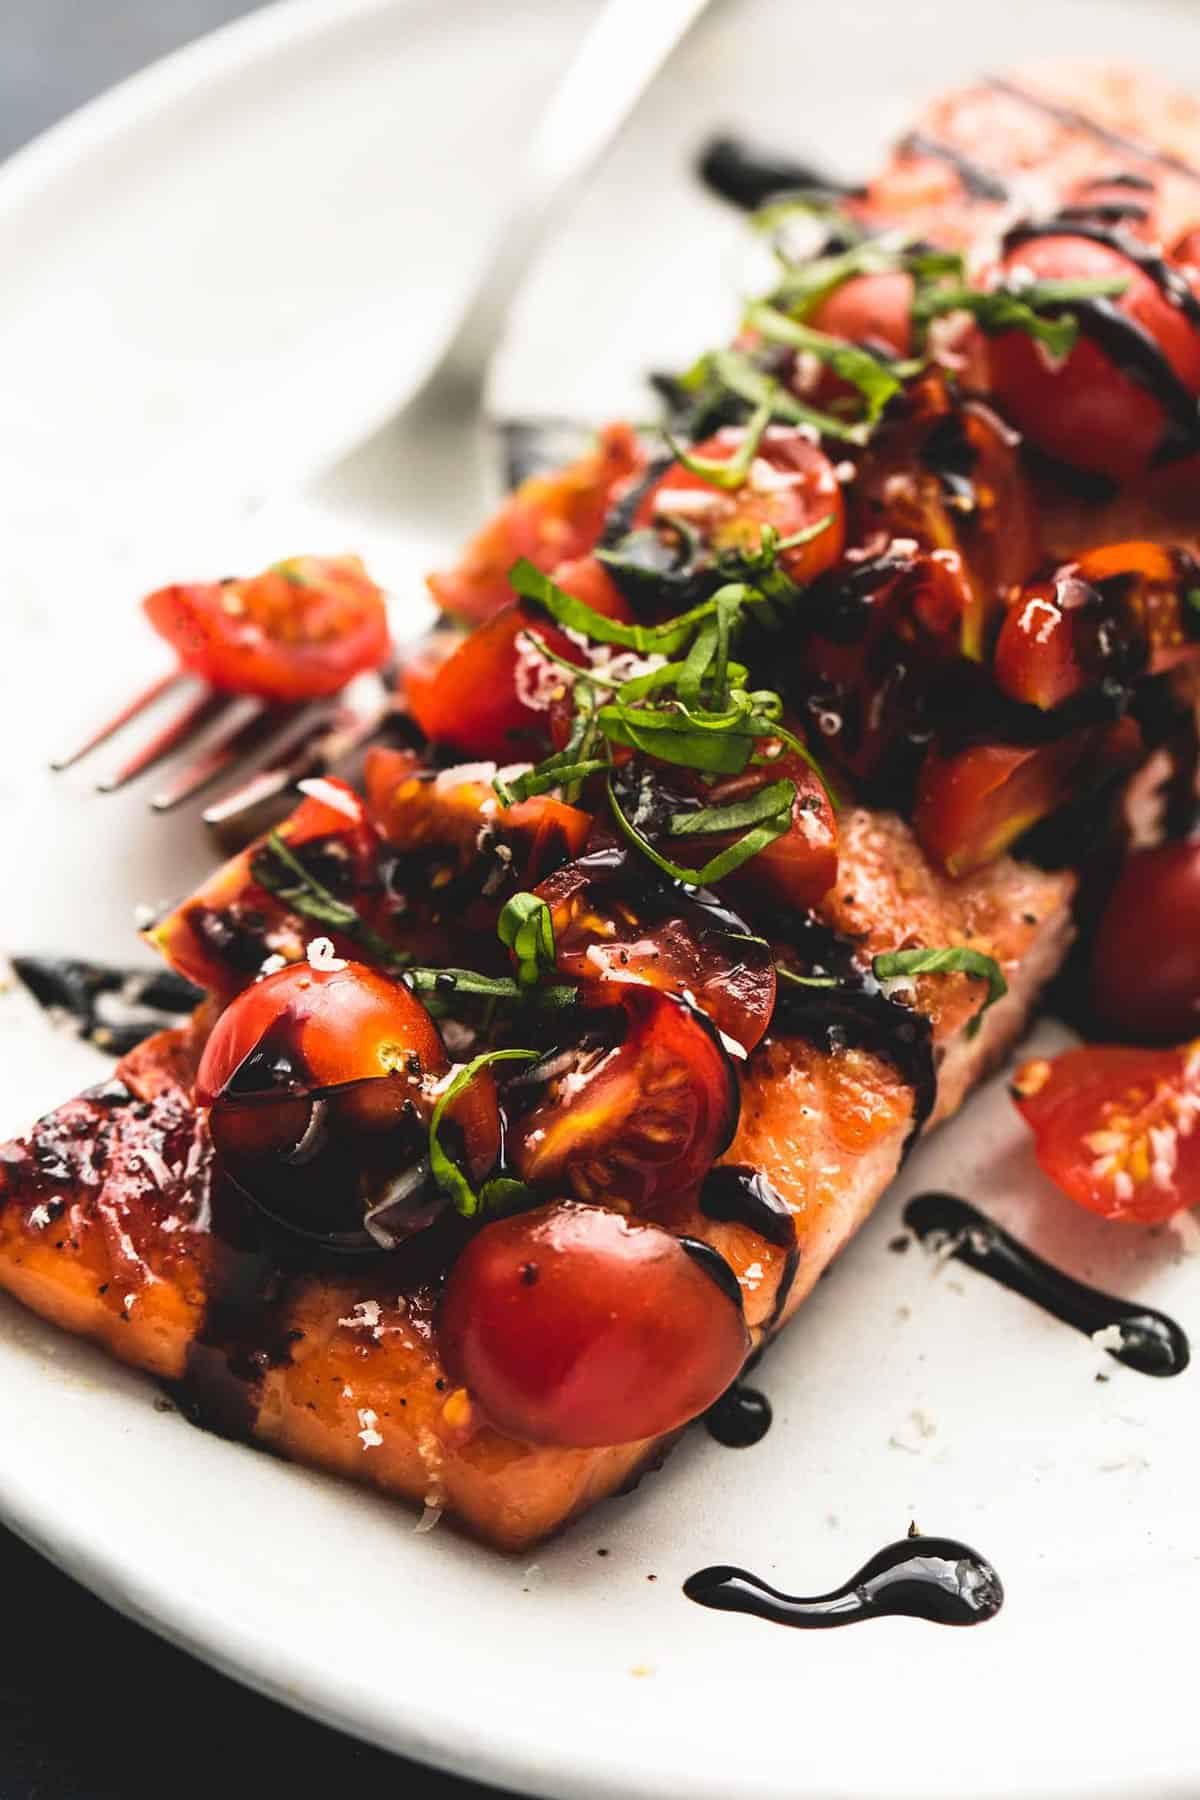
left=898, top=130, right=1010, bottom=201
left=697, top=134, right=854, bottom=210
left=700, top=1165, right=800, bottom=1334
left=903, top=1192, right=1191, bottom=1377
left=704, top=1382, right=772, bottom=1447
left=986, top=75, right=1200, bottom=186
left=685, top=1536, right=1003, bottom=1629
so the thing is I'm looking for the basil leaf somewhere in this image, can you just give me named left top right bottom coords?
left=510, top=557, right=732, bottom=655
left=745, top=302, right=902, bottom=425
left=598, top=704, right=760, bottom=775
left=494, top=758, right=609, bottom=804
left=775, top=964, right=842, bottom=989
left=497, top=892, right=557, bottom=989
left=251, top=832, right=407, bottom=968
left=668, top=779, right=794, bottom=836
left=403, top=967, right=578, bottom=1014
left=429, top=1049, right=539, bottom=1218
left=911, top=275, right=1128, bottom=357
left=607, top=770, right=791, bottom=887
left=707, top=348, right=872, bottom=444
left=663, top=388, right=774, bottom=490
left=872, top=946, right=1007, bottom=1038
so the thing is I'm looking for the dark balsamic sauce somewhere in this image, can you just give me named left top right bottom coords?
left=697, top=134, right=854, bottom=211
left=685, top=1536, right=1003, bottom=1629
left=1004, top=218, right=1200, bottom=329
left=898, top=131, right=1009, bottom=201
left=704, top=1382, right=772, bottom=1447
left=903, top=1193, right=1191, bottom=1377
left=699, top=1165, right=799, bottom=1333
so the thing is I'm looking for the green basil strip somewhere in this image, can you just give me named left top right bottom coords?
left=775, top=964, right=843, bottom=990
left=744, top=302, right=902, bottom=424
left=429, top=1049, right=540, bottom=1218
left=668, top=779, right=794, bottom=837
left=494, top=758, right=609, bottom=804
left=911, top=275, right=1128, bottom=357
left=497, top=892, right=557, bottom=989
left=872, top=946, right=1007, bottom=1038
left=252, top=832, right=408, bottom=969
left=510, top=558, right=741, bottom=654
left=607, top=770, right=791, bottom=887
left=404, top=967, right=577, bottom=1014
left=708, top=348, right=872, bottom=444
left=662, top=388, right=775, bottom=490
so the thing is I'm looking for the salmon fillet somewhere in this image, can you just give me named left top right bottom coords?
left=0, top=812, right=1072, bottom=1550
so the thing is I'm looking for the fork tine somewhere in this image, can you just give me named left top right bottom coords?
left=95, top=687, right=233, bottom=794
left=148, top=695, right=286, bottom=812
left=201, top=694, right=398, bottom=839
left=50, top=669, right=186, bottom=771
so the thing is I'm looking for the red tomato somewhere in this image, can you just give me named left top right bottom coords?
left=1071, top=541, right=1200, bottom=673
left=1012, top=1041, right=1200, bottom=1222
left=405, top=557, right=633, bottom=759
left=915, top=722, right=1141, bottom=877
left=676, top=751, right=839, bottom=911
left=985, top=234, right=1200, bottom=480
left=535, top=857, right=776, bottom=1053
left=1091, top=842, right=1200, bottom=1041
left=508, top=988, right=739, bottom=1213
left=1173, top=226, right=1200, bottom=271
left=438, top=1201, right=749, bottom=1446
left=807, top=270, right=914, bottom=356
left=634, top=425, right=845, bottom=587
left=143, top=556, right=389, bottom=701
left=993, top=577, right=1092, bottom=709
left=426, top=422, right=643, bottom=623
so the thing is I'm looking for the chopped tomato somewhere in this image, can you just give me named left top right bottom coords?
left=985, top=234, right=1200, bottom=480
left=1091, top=841, right=1200, bottom=1041
left=992, top=577, right=1094, bottom=709
left=807, top=270, right=914, bottom=357
left=439, top=1201, right=749, bottom=1447
left=509, top=988, right=739, bottom=1214
left=1070, top=541, right=1200, bottom=673
left=146, top=778, right=383, bottom=997
left=426, top=422, right=644, bottom=623
left=677, top=751, right=839, bottom=911
left=914, top=721, right=1141, bottom=877
left=143, top=555, right=389, bottom=701
left=634, top=424, right=845, bottom=588
left=535, top=855, right=776, bottom=1053
left=1013, top=1041, right=1200, bottom=1222
left=405, top=556, right=633, bottom=760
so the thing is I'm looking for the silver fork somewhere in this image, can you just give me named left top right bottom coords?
left=51, top=0, right=714, bottom=823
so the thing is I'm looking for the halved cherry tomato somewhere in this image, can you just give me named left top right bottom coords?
left=674, top=751, right=839, bottom=911
left=438, top=1200, right=749, bottom=1446
left=993, top=577, right=1094, bottom=709
left=1091, top=841, right=1200, bottom=1041
left=634, top=424, right=845, bottom=588
left=535, top=856, right=776, bottom=1053
left=426, top=422, right=643, bottom=624
left=508, top=988, right=739, bottom=1213
left=1071, top=541, right=1200, bottom=673
left=147, top=777, right=384, bottom=998
left=143, top=556, right=389, bottom=701
left=914, top=721, right=1141, bottom=877
left=985, top=234, right=1200, bottom=480
left=807, top=270, right=914, bottom=357
left=1012, top=1041, right=1200, bottom=1222
left=405, top=557, right=633, bottom=759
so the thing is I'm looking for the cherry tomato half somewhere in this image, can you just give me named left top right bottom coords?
left=405, top=558, right=632, bottom=760
left=807, top=271, right=914, bottom=357
left=144, top=556, right=389, bottom=702
left=426, top=422, right=643, bottom=624
left=985, top=234, right=1200, bottom=480
left=688, top=751, right=839, bottom=912
left=914, top=722, right=1140, bottom=877
left=1012, top=1041, right=1200, bottom=1222
left=1091, top=841, right=1200, bottom=1041
left=508, top=988, right=739, bottom=1214
left=438, top=1201, right=749, bottom=1446
left=635, top=425, right=845, bottom=588
left=993, top=576, right=1097, bottom=710
left=535, top=857, right=776, bottom=1053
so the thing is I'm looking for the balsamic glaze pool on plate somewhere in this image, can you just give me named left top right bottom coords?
left=903, top=1191, right=1190, bottom=1377
left=685, top=1535, right=1003, bottom=1629
left=704, top=1381, right=772, bottom=1447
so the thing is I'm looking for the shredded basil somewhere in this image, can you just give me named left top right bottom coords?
left=911, top=275, right=1128, bottom=357
left=663, top=389, right=775, bottom=490
left=403, top=967, right=577, bottom=1015
left=251, top=831, right=406, bottom=968
left=667, top=779, right=794, bottom=837
left=744, top=301, right=902, bottom=426
left=606, top=769, right=792, bottom=887
left=872, top=947, right=1006, bottom=1038
left=428, top=1049, right=539, bottom=1219
left=497, top=892, right=557, bottom=989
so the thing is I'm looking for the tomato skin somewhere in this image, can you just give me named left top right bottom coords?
left=1012, top=1042, right=1200, bottom=1223
left=635, top=425, right=845, bottom=588
left=993, top=578, right=1092, bottom=709
left=405, top=557, right=633, bottom=759
left=427, top=422, right=643, bottom=624
left=807, top=271, right=913, bottom=357
left=144, top=556, right=389, bottom=701
left=985, top=235, right=1200, bottom=480
left=915, top=722, right=1140, bottom=877
left=1091, top=842, right=1200, bottom=1041
left=438, top=1201, right=749, bottom=1447
left=535, top=856, right=776, bottom=1053
left=677, top=752, right=839, bottom=911
left=509, top=988, right=739, bottom=1213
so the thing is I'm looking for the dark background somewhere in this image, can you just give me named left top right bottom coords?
left=1, top=6, right=514, bottom=1796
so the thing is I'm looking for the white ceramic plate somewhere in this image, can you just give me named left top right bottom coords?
left=1, top=2, right=1199, bottom=1795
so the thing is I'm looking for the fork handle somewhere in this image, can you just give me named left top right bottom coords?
left=431, top=0, right=714, bottom=398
